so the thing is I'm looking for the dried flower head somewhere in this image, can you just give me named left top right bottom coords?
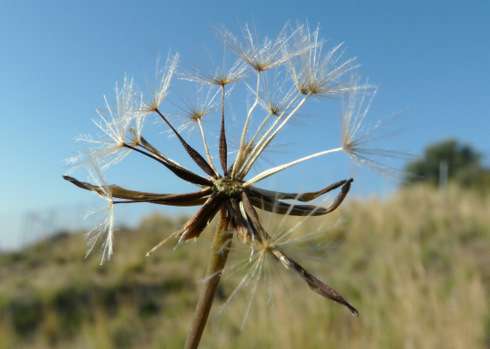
left=64, top=22, right=402, bottom=347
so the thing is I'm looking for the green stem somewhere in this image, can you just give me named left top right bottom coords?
left=184, top=208, right=232, bottom=349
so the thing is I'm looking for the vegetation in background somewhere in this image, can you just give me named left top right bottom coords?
left=404, top=138, right=490, bottom=191
left=1, top=184, right=488, bottom=348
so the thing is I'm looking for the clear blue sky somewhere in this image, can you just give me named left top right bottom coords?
left=1, top=1, right=489, bottom=250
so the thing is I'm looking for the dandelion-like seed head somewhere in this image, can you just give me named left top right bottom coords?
left=64, top=22, right=403, bottom=345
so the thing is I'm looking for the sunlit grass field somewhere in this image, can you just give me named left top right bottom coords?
left=1, top=184, right=488, bottom=348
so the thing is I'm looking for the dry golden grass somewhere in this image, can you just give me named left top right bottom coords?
left=0, top=184, right=488, bottom=348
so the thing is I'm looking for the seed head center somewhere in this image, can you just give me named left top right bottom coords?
left=213, top=177, right=244, bottom=198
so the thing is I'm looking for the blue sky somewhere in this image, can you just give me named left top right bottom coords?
left=1, top=1, right=489, bottom=250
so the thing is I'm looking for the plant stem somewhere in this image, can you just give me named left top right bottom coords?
left=184, top=208, right=232, bottom=349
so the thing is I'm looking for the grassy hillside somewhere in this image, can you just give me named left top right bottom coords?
left=0, top=184, right=488, bottom=348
